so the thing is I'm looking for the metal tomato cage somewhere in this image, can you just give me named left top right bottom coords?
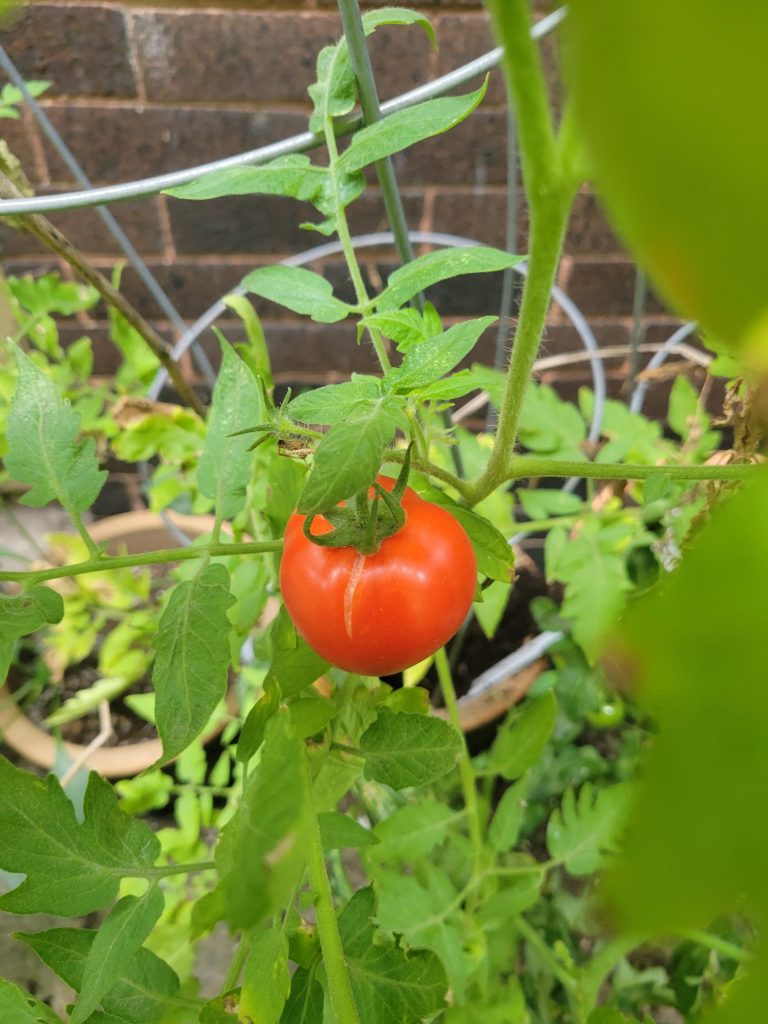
left=0, top=6, right=699, bottom=701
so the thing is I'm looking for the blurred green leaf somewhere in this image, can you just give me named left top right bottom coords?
left=240, top=926, right=290, bottom=1024
left=219, top=714, right=311, bottom=930
left=319, top=811, right=379, bottom=849
left=368, top=800, right=456, bottom=863
left=564, top=0, right=768, bottom=354
left=488, top=692, right=557, bottom=781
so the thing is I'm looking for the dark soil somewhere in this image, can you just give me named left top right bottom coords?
left=11, top=657, right=157, bottom=747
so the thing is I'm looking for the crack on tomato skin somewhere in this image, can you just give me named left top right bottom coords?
left=344, top=551, right=366, bottom=639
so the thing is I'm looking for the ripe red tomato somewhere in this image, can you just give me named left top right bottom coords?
left=280, top=478, right=477, bottom=676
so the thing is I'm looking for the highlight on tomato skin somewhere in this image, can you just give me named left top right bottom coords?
left=279, top=481, right=477, bottom=676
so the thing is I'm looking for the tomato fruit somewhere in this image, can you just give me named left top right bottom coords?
left=280, top=478, right=477, bottom=675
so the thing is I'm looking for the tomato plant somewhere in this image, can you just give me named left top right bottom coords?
left=0, top=2, right=765, bottom=1023
left=281, top=477, right=477, bottom=675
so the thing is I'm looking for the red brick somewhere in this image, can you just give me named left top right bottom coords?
left=566, top=261, right=666, bottom=318
left=117, top=261, right=247, bottom=321
left=43, top=107, right=309, bottom=186
left=133, top=12, right=337, bottom=105
left=436, top=14, right=507, bottom=107
left=432, top=189, right=510, bottom=250
left=565, top=193, right=623, bottom=256
left=365, top=23, right=434, bottom=101
left=199, top=319, right=382, bottom=379
left=1, top=5, right=136, bottom=99
left=393, top=110, right=507, bottom=185
left=0, top=108, right=45, bottom=185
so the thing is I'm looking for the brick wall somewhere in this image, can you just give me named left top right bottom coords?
left=0, top=0, right=691, bottom=415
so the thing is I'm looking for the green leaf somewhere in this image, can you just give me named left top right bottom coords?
left=319, top=811, right=379, bottom=849
left=340, top=887, right=447, bottom=1023
left=287, top=375, right=382, bottom=426
left=0, top=762, right=159, bottom=915
left=392, top=316, right=497, bottom=391
left=0, top=585, right=63, bottom=681
left=165, top=154, right=328, bottom=202
left=70, top=886, right=165, bottom=1024
left=378, top=248, right=522, bottom=312
left=517, top=488, right=584, bottom=520
left=361, top=7, right=435, bottom=44
left=240, top=926, right=290, bottom=1024
left=153, top=564, right=235, bottom=763
left=359, top=309, right=434, bottom=352
left=219, top=715, right=311, bottom=930
left=476, top=872, right=543, bottom=924
left=223, top=294, right=273, bottom=389
left=360, top=709, right=463, bottom=789
left=488, top=775, right=530, bottom=854
left=0, top=979, right=62, bottom=1023
left=545, top=518, right=635, bottom=661
left=18, top=927, right=179, bottom=1024
left=200, top=997, right=239, bottom=1024
left=308, top=41, right=357, bottom=133
left=340, top=80, right=488, bottom=173
left=287, top=693, right=338, bottom=739
left=237, top=681, right=281, bottom=763
left=198, top=338, right=263, bottom=521
left=368, top=801, right=455, bottom=863
left=265, top=606, right=329, bottom=699
left=6, top=346, right=106, bottom=511
left=297, top=398, right=401, bottom=514
left=281, top=966, right=323, bottom=1024
left=488, top=691, right=557, bottom=781
left=519, top=381, right=588, bottom=461
left=547, top=782, right=636, bottom=876
left=423, top=488, right=513, bottom=581
left=240, top=266, right=352, bottom=324
left=587, top=1009, right=636, bottom=1024
left=373, top=868, right=469, bottom=1003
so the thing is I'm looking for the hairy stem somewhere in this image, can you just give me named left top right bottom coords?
left=305, top=757, right=361, bottom=1024
left=507, top=456, right=756, bottom=484
left=435, top=647, right=484, bottom=880
left=0, top=539, right=283, bottom=585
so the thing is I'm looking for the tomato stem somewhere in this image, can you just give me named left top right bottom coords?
left=0, top=539, right=283, bottom=585
left=304, top=753, right=361, bottom=1024
left=435, top=647, right=485, bottom=885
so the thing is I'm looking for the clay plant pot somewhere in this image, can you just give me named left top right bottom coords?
left=0, top=510, right=236, bottom=778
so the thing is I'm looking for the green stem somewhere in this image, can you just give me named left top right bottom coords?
left=323, top=115, right=391, bottom=375
left=69, top=510, right=101, bottom=560
left=139, top=860, right=217, bottom=879
left=686, top=929, right=752, bottom=964
left=435, top=648, right=484, bottom=879
left=465, top=0, right=576, bottom=507
left=305, top=758, right=361, bottom=1024
left=220, top=932, right=251, bottom=994
left=507, top=456, right=757, bottom=484
left=0, top=539, right=283, bottom=584
left=382, top=449, right=470, bottom=498
left=516, top=916, right=577, bottom=993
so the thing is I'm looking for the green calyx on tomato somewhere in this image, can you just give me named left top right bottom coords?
left=301, top=445, right=414, bottom=556
left=280, top=469, right=478, bottom=676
